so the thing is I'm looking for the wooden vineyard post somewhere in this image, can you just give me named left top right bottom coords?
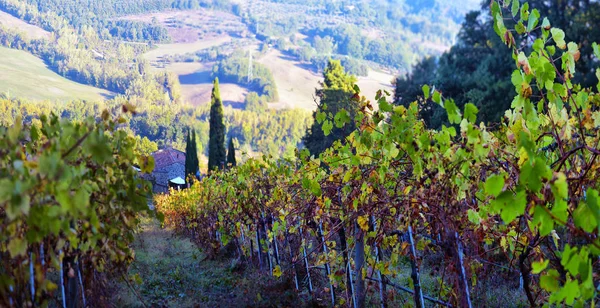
left=338, top=225, right=353, bottom=302
left=453, top=232, right=472, bottom=308
left=407, top=226, right=425, bottom=308
left=300, top=226, right=314, bottom=294
left=354, top=222, right=366, bottom=308
left=59, top=250, right=66, bottom=308
left=285, top=230, right=300, bottom=290
left=29, top=252, right=35, bottom=305
left=319, top=221, right=336, bottom=306
left=371, top=216, right=387, bottom=308
left=348, top=261, right=357, bottom=308
left=256, top=221, right=263, bottom=270
left=261, top=214, right=273, bottom=274
left=77, top=261, right=86, bottom=307
left=271, top=214, right=281, bottom=266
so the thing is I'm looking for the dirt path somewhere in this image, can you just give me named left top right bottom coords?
left=112, top=217, right=299, bottom=308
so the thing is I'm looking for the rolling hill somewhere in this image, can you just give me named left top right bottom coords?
left=0, top=46, right=114, bottom=102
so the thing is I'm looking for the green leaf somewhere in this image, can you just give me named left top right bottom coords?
left=432, top=91, right=441, bottom=104
left=310, top=180, right=322, bottom=197
left=422, top=85, right=430, bottom=99
left=467, top=209, right=481, bottom=225
left=593, top=42, right=600, bottom=59
left=540, top=269, right=560, bottom=292
left=551, top=28, right=566, bottom=49
left=443, top=99, right=461, bottom=124
left=541, top=17, right=551, bottom=30
left=520, top=2, right=529, bottom=21
left=316, top=110, right=327, bottom=124
left=584, top=188, right=600, bottom=223
left=484, top=174, right=505, bottom=197
left=532, top=259, right=549, bottom=274
left=322, top=120, right=333, bottom=136
left=464, top=103, right=478, bottom=123
left=573, top=202, right=598, bottom=233
left=552, top=279, right=580, bottom=305
left=511, top=0, right=519, bottom=17
left=8, top=238, right=27, bottom=257
left=533, top=205, right=554, bottom=236
left=334, top=109, right=351, bottom=128
left=491, top=190, right=527, bottom=224
left=519, top=157, right=552, bottom=192
left=552, top=173, right=568, bottom=199
left=527, top=9, right=540, bottom=32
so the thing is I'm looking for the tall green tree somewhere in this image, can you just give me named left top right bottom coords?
left=185, top=128, right=199, bottom=179
left=191, top=129, right=199, bottom=176
left=394, top=1, right=600, bottom=128
left=226, top=137, right=236, bottom=168
left=185, top=129, right=192, bottom=178
left=208, top=78, right=226, bottom=171
left=302, top=59, right=358, bottom=156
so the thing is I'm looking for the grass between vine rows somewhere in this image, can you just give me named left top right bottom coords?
left=110, top=215, right=528, bottom=307
left=111, top=216, right=300, bottom=307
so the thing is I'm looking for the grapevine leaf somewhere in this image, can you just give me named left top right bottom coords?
left=551, top=28, right=566, bottom=49
left=8, top=238, right=27, bottom=257
left=357, top=215, right=369, bottom=232
left=532, top=259, right=549, bottom=274
left=443, top=99, right=461, bottom=124
left=322, top=120, right=333, bottom=136
left=491, top=190, right=526, bottom=224
left=432, top=91, right=441, bottom=105
left=422, top=85, right=430, bottom=99
left=273, top=265, right=282, bottom=278
left=540, top=269, right=560, bottom=292
left=533, top=205, right=554, bottom=236
left=573, top=202, right=598, bottom=233
left=464, top=103, right=478, bottom=123
left=484, top=174, right=505, bottom=197
left=511, top=0, right=519, bottom=17
left=334, top=109, right=351, bottom=128
left=585, top=188, right=600, bottom=223
left=541, top=17, right=551, bottom=30
left=519, top=157, right=552, bottom=192
left=527, top=9, right=540, bottom=32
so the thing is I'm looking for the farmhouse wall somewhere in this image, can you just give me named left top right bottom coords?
left=152, top=162, right=185, bottom=194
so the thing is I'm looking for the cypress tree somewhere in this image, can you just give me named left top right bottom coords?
left=226, top=137, right=236, bottom=168
left=184, top=128, right=193, bottom=179
left=191, top=129, right=199, bottom=177
left=208, top=78, right=226, bottom=171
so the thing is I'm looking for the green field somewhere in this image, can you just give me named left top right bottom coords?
left=0, top=46, right=113, bottom=102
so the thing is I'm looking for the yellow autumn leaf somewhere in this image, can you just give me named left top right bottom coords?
left=357, top=215, right=369, bottom=231
left=273, top=265, right=282, bottom=278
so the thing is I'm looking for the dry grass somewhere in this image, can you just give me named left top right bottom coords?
left=155, top=62, right=248, bottom=107
left=120, top=9, right=245, bottom=44
left=143, top=37, right=232, bottom=63
left=256, top=49, right=321, bottom=110
left=0, top=10, right=51, bottom=40
left=257, top=49, right=395, bottom=111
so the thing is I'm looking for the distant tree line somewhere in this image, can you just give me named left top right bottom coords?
left=211, top=51, right=279, bottom=103
left=1, top=0, right=238, bottom=43
left=394, top=0, right=600, bottom=129
left=0, top=96, right=312, bottom=161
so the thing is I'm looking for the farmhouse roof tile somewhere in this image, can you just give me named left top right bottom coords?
left=152, top=147, right=186, bottom=170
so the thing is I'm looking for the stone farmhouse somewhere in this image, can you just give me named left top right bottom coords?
left=147, top=147, right=186, bottom=194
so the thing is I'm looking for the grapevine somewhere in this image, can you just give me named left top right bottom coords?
left=0, top=108, right=155, bottom=306
left=153, top=1, right=600, bottom=306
